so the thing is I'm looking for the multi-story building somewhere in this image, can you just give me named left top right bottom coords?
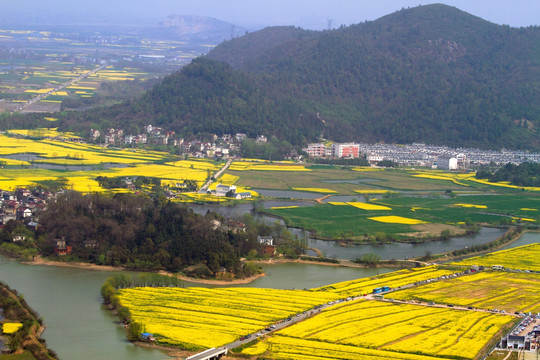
left=332, top=143, right=360, bottom=158
left=303, top=143, right=332, bottom=157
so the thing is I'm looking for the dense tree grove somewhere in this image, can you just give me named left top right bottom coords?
left=476, top=162, right=540, bottom=187
left=36, top=192, right=260, bottom=276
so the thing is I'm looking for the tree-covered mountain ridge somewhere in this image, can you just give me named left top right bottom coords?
left=55, top=4, right=540, bottom=150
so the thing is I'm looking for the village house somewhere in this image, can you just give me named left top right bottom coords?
left=12, top=235, right=26, bottom=242
left=54, top=238, right=72, bottom=256
left=500, top=335, right=532, bottom=350
left=210, top=219, right=221, bottom=230
left=257, top=235, right=276, bottom=256
left=215, top=184, right=236, bottom=197
left=16, top=207, right=32, bottom=220
left=234, top=191, right=252, bottom=200
left=226, top=219, right=246, bottom=233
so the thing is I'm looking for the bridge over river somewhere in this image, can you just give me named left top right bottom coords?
left=186, top=347, right=228, bottom=360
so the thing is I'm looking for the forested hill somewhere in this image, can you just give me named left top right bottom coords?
left=206, top=4, right=540, bottom=149
left=49, top=4, right=540, bottom=149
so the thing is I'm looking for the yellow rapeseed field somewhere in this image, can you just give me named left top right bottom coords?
left=354, top=189, right=396, bottom=194
left=292, top=187, right=338, bottom=193
left=454, top=203, right=487, bottom=209
left=314, top=266, right=454, bottom=297
left=217, top=173, right=239, bottom=185
left=251, top=300, right=514, bottom=360
left=240, top=341, right=268, bottom=356
left=471, top=178, right=540, bottom=191
left=451, top=243, right=540, bottom=271
left=347, top=202, right=392, bottom=210
left=351, top=167, right=383, bottom=172
left=262, top=335, right=448, bottom=360
left=368, top=215, right=427, bottom=224
left=2, top=322, right=23, bottom=334
left=0, top=133, right=222, bottom=193
left=391, top=271, right=540, bottom=313
left=118, top=287, right=342, bottom=349
left=412, top=173, right=469, bottom=186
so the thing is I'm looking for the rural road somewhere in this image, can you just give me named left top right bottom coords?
left=14, top=63, right=108, bottom=112
left=198, top=159, right=232, bottom=193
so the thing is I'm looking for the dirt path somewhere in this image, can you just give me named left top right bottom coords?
left=315, top=194, right=332, bottom=204
left=307, top=247, right=323, bottom=257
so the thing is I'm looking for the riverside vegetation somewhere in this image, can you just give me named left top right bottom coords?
left=0, top=282, right=58, bottom=360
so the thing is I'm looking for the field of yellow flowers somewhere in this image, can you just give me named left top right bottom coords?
left=117, top=287, right=342, bottom=349
left=0, top=132, right=219, bottom=192
left=243, top=299, right=515, bottom=360
left=452, top=243, right=540, bottom=271
left=390, top=271, right=540, bottom=313
left=115, top=255, right=527, bottom=359
left=314, top=266, right=455, bottom=297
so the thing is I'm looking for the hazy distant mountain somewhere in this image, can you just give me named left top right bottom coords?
left=57, top=4, right=540, bottom=150
left=144, top=15, right=247, bottom=44
left=206, top=26, right=318, bottom=68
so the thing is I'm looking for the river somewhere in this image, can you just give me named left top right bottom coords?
left=307, top=227, right=507, bottom=260
left=0, top=232, right=536, bottom=359
left=188, top=202, right=507, bottom=260
left=0, top=256, right=389, bottom=360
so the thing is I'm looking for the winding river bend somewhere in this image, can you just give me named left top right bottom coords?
left=0, top=257, right=388, bottom=360
left=0, top=233, right=537, bottom=359
left=189, top=202, right=508, bottom=260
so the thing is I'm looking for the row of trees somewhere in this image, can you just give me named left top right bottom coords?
left=476, top=162, right=540, bottom=187
left=95, top=176, right=161, bottom=189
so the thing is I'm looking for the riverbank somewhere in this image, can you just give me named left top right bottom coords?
left=159, top=271, right=266, bottom=286
left=22, top=256, right=267, bottom=286
left=24, top=256, right=123, bottom=272
left=16, top=226, right=528, bottom=285
left=0, top=281, right=58, bottom=359
left=253, top=257, right=418, bottom=269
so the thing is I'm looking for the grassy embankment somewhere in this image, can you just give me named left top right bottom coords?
left=0, top=282, right=57, bottom=360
